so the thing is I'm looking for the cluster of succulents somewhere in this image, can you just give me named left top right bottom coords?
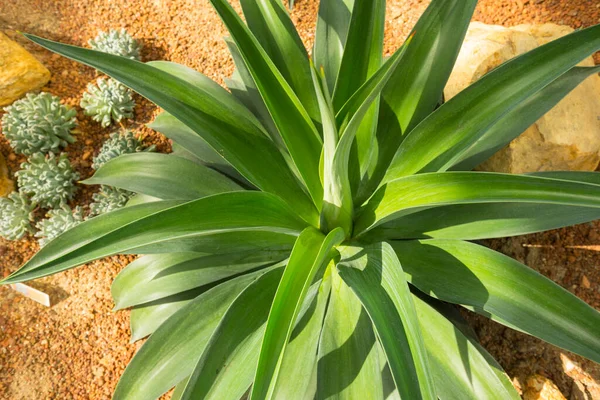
left=35, top=205, right=84, bottom=247
left=16, top=153, right=79, bottom=209
left=0, top=29, right=144, bottom=245
left=89, top=28, right=142, bottom=60
left=0, top=192, right=35, bottom=241
left=92, top=130, right=153, bottom=169
left=81, top=78, right=135, bottom=128
left=89, top=185, right=134, bottom=217
left=1, top=92, right=77, bottom=155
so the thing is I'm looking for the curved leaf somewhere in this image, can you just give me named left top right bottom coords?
left=452, top=65, right=600, bottom=171
left=364, top=202, right=600, bottom=241
left=313, top=0, right=354, bottom=94
left=272, top=271, right=332, bottom=399
left=357, top=0, right=477, bottom=203
left=2, top=192, right=306, bottom=284
left=338, top=243, right=435, bottom=400
left=112, top=250, right=288, bottom=309
left=239, top=0, right=319, bottom=120
left=412, top=296, right=520, bottom=400
left=209, top=0, right=323, bottom=207
left=355, top=172, right=600, bottom=235
left=181, top=267, right=284, bottom=400
left=84, top=153, right=242, bottom=200
left=392, top=239, right=600, bottom=363
left=317, top=268, right=384, bottom=399
left=384, top=23, right=600, bottom=181
left=113, top=269, right=268, bottom=400
left=24, top=34, right=319, bottom=225
left=251, top=227, right=345, bottom=400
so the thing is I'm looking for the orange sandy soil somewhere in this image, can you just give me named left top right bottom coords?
left=0, top=0, right=599, bottom=399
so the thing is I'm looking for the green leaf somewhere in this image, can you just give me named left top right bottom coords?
left=331, top=0, right=385, bottom=195
left=364, top=203, right=600, bottom=241
left=451, top=65, right=600, bottom=171
left=24, top=34, right=318, bottom=225
left=148, top=112, right=249, bottom=185
left=317, top=268, right=384, bottom=399
left=224, top=38, right=282, bottom=147
left=412, top=296, right=520, bottom=400
left=272, top=271, right=332, bottom=399
left=392, top=239, right=600, bottom=363
left=208, top=0, right=324, bottom=208
left=337, top=243, right=435, bottom=400
left=129, top=287, right=204, bottom=342
left=355, top=172, right=600, bottom=236
left=2, top=192, right=305, bottom=284
left=251, top=227, right=345, bottom=400
left=313, top=0, right=354, bottom=94
left=83, top=153, right=242, bottom=200
left=171, top=378, right=190, bottom=400
left=239, top=0, right=320, bottom=121
left=112, top=250, right=288, bottom=309
left=384, top=23, right=600, bottom=181
left=332, top=0, right=384, bottom=110
left=358, top=0, right=476, bottom=203
left=181, top=266, right=284, bottom=400
left=113, top=269, right=267, bottom=400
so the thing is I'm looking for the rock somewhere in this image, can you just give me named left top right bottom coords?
left=0, top=152, right=14, bottom=197
left=523, top=374, right=567, bottom=400
left=0, top=32, right=51, bottom=106
left=444, top=22, right=600, bottom=173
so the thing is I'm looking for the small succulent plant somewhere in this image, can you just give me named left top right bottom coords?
left=92, top=130, right=154, bottom=170
left=16, top=153, right=79, bottom=209
left=35, top=205, right=84, bottom=247
left=89, top=29, right=142, bottom=60
left=89, top=185, right=134, bottom=217
left=81, top=78, right=135, bottom=128
left=1, top=92, right=77, bottom=155
left=0, top=192, right=35, bottom=241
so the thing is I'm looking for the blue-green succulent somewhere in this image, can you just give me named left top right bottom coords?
left=0, top=191, right=35, bottom=241
left=35, top=205, right=84, bottom=247
left=89, top=185, right=134, bottom=217
left=89, top=29, right=142, bottom=60
left=92, top=130, right=154, bottom=170
left=16, top=153, right=79, bottom=209
left=1, top=92, right=77, bottom=155
left=81, top=78, right=135, bottom=128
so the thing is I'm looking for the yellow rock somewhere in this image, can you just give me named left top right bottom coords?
left=523, top=374, right=566, bottom=400
left=444, top=22, right=600, bottom=173
left=0, top=32, right=51, bottom=106
left=0, top=152, right=14, bottom=197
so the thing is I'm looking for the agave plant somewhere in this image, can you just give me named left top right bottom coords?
left=4, top=1, right=600, bottom=399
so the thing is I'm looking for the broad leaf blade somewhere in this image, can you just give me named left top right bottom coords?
left=272, top=271, right=332, bottom=399
left=313, top=0, right=354, bottom=94
left=25, top=34, right=318, bottom=225
left=384, top=23, right=600, bottom=181
left=413, top=296, right=520, bottom=400
left=392, top=239, right=600, bottom=363
left=451, top=65, right=600, bottom=171
left=84, top=153, right=242, bottom=200
left=337, top=243, right=436, bottom=400
left=209, top=0, right=324, bottom=207
left=355, top=172, right=600, bottom=235
left=181, top=267, right=284, bottom=400
left=239, top=0, right=320, bottom=121
left=317, top=268, right=384, bottom=399
left=251, top=227, right=345, bottom=400
left=112, top=251, right=287, bottom=309
left=356, top=0, right=477, bottom=203
left=113, top=269, right=267, bottom=400
left=2, top=192, right=305, bottom=284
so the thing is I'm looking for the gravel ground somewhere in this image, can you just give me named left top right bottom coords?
left=0, top=0, right=599, bottom=399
